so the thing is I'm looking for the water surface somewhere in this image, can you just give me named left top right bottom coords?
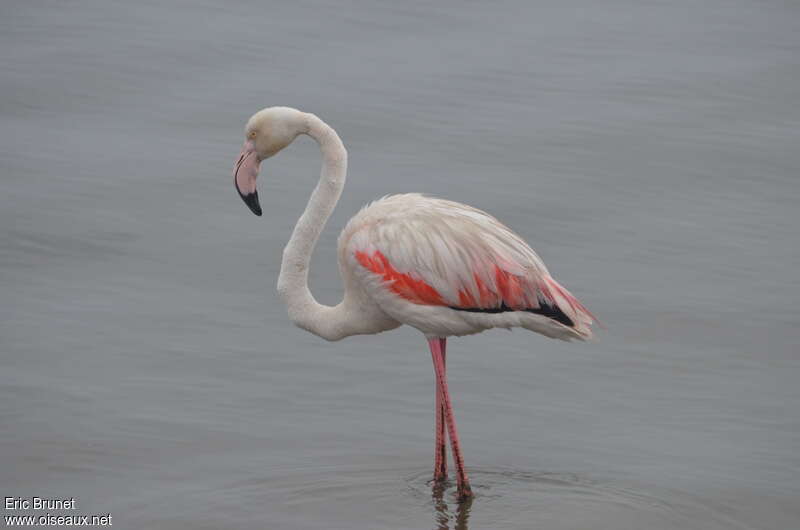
left=1, top=1, right=799, bottom=528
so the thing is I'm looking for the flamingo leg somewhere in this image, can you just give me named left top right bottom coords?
left=433, top=338, right=447, bottom=482
left=428, top=337, right=473, bottom=499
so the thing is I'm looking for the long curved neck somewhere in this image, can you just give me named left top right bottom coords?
left=276, top=113, right=348, bottom=340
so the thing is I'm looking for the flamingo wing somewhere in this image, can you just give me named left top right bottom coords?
left=343, top=194, right=596, bottom=337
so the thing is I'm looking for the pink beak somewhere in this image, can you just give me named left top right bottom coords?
left=233, top=139, right=262, bottom=216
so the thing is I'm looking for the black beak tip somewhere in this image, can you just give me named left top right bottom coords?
left=242, top=191, right=262, bottom=216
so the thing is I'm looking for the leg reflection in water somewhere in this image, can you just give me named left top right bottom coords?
left=432, top=481, right=473, bottom=530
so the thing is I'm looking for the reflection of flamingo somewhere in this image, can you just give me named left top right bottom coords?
left=232, top=107, right=597, bottom=499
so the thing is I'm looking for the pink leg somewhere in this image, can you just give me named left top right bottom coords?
left=428, top=338, right=473, bottom=499
left=433, top=338, right=447, bottom=481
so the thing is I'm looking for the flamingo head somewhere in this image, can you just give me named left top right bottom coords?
left=233, top=107, right=306, bottom=216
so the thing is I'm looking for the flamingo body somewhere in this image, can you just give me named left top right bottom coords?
left=340, top=193, right=595, bottom=340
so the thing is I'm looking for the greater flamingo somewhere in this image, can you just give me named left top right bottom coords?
left=232, top=107, right=597, bottom=499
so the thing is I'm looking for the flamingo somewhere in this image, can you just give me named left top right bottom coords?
left=232, top=107, right=597, bottom=499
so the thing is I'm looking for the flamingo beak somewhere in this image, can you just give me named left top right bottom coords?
left=233, top=139, right=262, bottom=216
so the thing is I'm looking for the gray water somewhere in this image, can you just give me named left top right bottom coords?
left=2, top=1, right=799, bottom=528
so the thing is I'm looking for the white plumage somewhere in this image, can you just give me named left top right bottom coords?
left=340, top=193, right=595, bottom=340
